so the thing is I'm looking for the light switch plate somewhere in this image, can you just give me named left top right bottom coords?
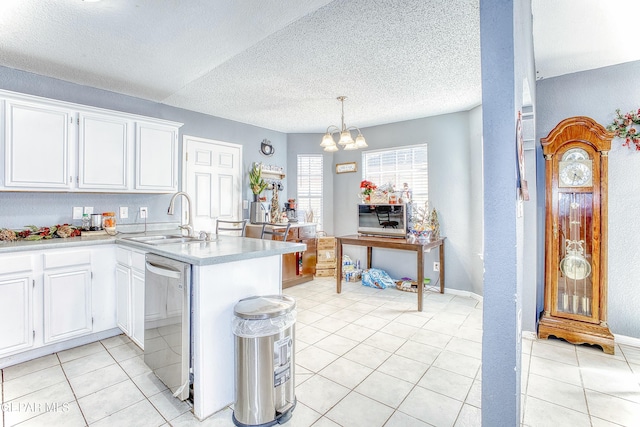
left=84, top=207, right=94, bottom=215
left=119, top=207, right=128, bottom=219
left=243, top=199, right=249, bottom=209
left=72, top=206, right=83, bottom=219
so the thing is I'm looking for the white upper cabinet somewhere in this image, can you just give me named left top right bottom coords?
left=135, top=121, right=178, bottom=192
left=0, top=89, right=182, bottom=193
left=4, top=100, right=73, bottom=189
left=78, top=113, right=131, bottom=190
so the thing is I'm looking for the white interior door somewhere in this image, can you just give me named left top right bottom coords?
left=183, top=136, right=242, bottom=232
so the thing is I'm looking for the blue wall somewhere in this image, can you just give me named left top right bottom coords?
left=536, top=60, right=640, bottom=338
left=0, top=65, right=288, bottom=230
left=289, top=109, right=485, bottom=295
left=480, top=0, right=536, bottom=424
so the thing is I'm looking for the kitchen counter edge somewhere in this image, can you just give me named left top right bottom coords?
left=0, top=233, right=306, bottom=266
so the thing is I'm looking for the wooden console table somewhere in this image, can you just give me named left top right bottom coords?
left=336, top=235, right=446, bottom=312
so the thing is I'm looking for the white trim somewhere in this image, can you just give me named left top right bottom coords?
left=614, top=333, right=640, bottom=349
left=0, top=88, right=182, bottom=128
left=427, top=286, right=483, bottom=303
left=0, top=328, right=122, bottom=369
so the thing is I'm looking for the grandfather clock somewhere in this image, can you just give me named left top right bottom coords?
left=539, top=116, right=615, bottom=354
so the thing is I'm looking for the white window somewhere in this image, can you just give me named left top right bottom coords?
left=297, top=155, right=323, bottom=229
left=362, top=144, right=428, bottom=207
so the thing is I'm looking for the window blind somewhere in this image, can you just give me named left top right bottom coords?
left=362, top=144, right=429, bottom=208
left=297, top=154, right=323, bottom=229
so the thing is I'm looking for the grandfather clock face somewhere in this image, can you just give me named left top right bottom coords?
left=554, top=147, right=597, bottom=319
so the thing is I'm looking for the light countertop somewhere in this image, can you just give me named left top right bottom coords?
left=0, top=229, right=306, bottom=266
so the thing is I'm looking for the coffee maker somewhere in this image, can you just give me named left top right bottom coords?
left=284, top=202, right=297, bottom=222
left=249, top=202, right=270, bottom=224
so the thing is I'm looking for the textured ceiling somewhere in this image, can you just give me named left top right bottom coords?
left=532, top=0, right=640, bottom=80
left=0, top=0, right=634, bottom=133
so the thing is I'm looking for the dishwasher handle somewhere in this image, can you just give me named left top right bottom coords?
left=146, top=261, right=182, bottom=279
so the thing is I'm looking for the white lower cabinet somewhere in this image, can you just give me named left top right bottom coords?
left=43, top=251, right=92, bottom=343
left=116, top=247, right=145, bottom=348
left=0, top=246, right=116, bottom=360
left=0, top=255, right=35, bottom=356
left=115, top=264, right=132, bottom=335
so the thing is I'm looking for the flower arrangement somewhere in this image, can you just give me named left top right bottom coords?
left=360, top=180, right=377, bottom=196
left=249, top=163, right=268, bottom=196
left=0, top=224, right=81, bottom=242
left=607, top=108, right=640, bottom=150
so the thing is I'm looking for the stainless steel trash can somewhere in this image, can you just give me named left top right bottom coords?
left=232, top=295, right=296, bottom=427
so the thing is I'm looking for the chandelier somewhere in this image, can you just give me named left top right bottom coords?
left=320, top=96, right=367, bottom=152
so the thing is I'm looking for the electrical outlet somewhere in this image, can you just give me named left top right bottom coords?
left=84, top=206, right=94, bottom=215
left=433, top=262, right=440, bottom=272
left=140, top=207, right=148, bottom=219
left=243, top=199, right=249, bottom=209
left=72, top=206, right=83, bottom=220
left=119, top=206, right=128, bottom=219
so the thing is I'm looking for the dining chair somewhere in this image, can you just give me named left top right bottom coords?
left=215, top=219, right=247, bottom=236
left=260, top=223, right=291, bottom=241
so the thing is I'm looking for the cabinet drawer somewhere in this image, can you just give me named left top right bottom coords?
left=0, top=255, right=33, bottom=275
left=131, top=251, right=146, bottom=271
left=44, top=251, right=91, bottom=269
left=298, top=225, right=317, bottom=239
left=116, top=247, right=131, bottom=265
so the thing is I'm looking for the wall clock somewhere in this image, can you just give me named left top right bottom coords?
left=260, top=139, right=274, bottom=156
left=539, top=116, right=615, bottom=354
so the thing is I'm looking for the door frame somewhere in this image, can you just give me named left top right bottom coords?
left=180, top=135, right=243, bottom=225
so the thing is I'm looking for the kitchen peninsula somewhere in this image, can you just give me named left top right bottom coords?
left=0, top=232, right=305, bottom=421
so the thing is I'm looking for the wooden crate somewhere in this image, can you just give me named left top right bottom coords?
left=315, top=268, right=336, bottom=277
left=317, top=249, right=336, bottom=262
left=317, top=237, right=336, bottom=249
left=316, top=260, right=336, bottom=269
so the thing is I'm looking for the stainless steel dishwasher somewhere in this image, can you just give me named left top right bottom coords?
left=144, top=253, right=191, bottom=401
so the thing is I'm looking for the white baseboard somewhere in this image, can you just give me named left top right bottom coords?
left=0, top=328, right=122, bottom=369
left=426, top=286, right=483, bottom=303
left=614, top=333, right=640, bottom=348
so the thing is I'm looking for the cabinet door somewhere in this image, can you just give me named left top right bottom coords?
left=135, top=121, right=178, bottom=192
left=43, top=266, right=92, bottom=343
left=301, top=238, right=317, bottom=275
left=115, top=264, right=131, bottom=335
left=0, top=274, right=33, bottom=356
left=78, top=113, right=130, bottom=190
left=131, top=269, right=145, bottom=348
left=4, top=100, right=72, bottom=189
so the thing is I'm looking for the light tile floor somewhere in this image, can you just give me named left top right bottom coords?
left=2, top=277, right=640, bottom=426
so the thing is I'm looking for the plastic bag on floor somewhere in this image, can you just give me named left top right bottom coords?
left=361, top=268, right=394, bottom=289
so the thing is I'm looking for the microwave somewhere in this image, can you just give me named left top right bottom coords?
left=357, top=203, right=408, bottom=238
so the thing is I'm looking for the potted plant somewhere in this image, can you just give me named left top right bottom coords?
left=249, top=163, right=268, bottom=201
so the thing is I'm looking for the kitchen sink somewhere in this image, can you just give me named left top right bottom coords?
left=123, top=235, right=206, bottom=245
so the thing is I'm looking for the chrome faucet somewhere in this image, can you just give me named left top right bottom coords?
left=167, top=192, right=194, bottom=237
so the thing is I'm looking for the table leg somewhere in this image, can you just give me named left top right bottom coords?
left=336, top=239, right=343, bottom=294
left=439, top=241, right=445, bottom=294
left=366, top=247, right=372, bottom=269
left=417, top=249, right=424, bottom=312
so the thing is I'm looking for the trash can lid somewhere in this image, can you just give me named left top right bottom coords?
left=234, top=295, right=296, bottom=320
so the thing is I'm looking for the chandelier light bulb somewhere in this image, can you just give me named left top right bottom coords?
left=323, top=143, right=339, bottom=152
left=339, top=130, right=354, bottom=146
left=319, top=96, right=366, bottom=152
left=355, top=133, right=367, bottom=148
left=320, top=133, right=335, bottom=147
